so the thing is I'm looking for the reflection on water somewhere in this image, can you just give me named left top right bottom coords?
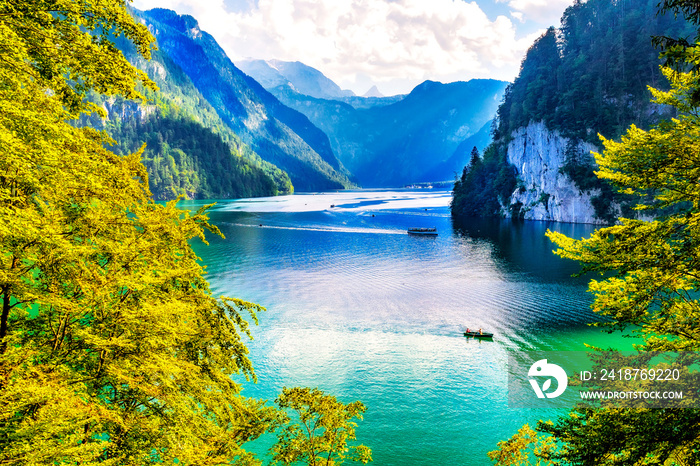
left=452, top=216, right=592, bottom=283
left=183, top=190, right=630, bottom=466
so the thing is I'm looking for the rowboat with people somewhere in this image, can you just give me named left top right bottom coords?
left=464, top=328, right=493, bottom=338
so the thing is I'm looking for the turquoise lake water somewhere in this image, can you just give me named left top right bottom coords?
left=183, top=190, right=634, bottom=465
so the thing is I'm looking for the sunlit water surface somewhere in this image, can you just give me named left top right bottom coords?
left=182, top=190, right=633, bottom=466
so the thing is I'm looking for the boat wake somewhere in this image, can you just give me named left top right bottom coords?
left=224, top=222, right=405, bottom=235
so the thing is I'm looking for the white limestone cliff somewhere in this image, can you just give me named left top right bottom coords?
left=504, top=121, right=607, bottom=224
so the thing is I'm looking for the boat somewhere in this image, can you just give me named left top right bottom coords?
left=407, top=227, right=438, bottom=236
left=464, top=330, right=494, bottom=338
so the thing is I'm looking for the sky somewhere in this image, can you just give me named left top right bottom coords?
left=130, top=0, right=574, bottom=96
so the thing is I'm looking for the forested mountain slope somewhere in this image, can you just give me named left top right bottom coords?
left=451, top=0, right=694, bottom=223
left=106, top=110, right=286, bottom=200
left=78, top=10, right=295, bottom=200
left=83, top=39, right=293, bottom=200
left=138, top=8, right=354, bottom=192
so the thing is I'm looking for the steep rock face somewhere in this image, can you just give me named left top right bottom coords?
left=100, top=97, right=156, bottom=123
left=505, top=122, right=603, bottom=224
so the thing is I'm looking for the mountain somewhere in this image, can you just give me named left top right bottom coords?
left=80, top=28, right=292, bottom=200
left=362, top=86, right=384, bottom=98
left=237, top=59, right=355, bottom=100
left=239, top=59, right=403, bottom=110
left=451, top=0, right=695, bottom=224
left=421, top=120, right=493, bottom=182
left=107, top=112, right=287, bottom=200
left=336, top=94, right=405, bottom=110
left=138, top=9, right=354, bottom=192
left=268, top=79, right=507, bottom=187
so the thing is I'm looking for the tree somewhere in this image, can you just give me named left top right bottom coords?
left=488, top=424, right=558, bottom=466
left=546, top=69, right=700, bottom=352
left=534, top=68, right=700, bottom=465
left=467, top=146, right=482, bottom=177
left=0, top=0, right=280, bottom=463
left=0, top=0, right=156, bottom=115
left=490, top=9, right=700, bottom=466
left=451, top=144, right=516, bottom=218
left=653, top=0, right=700, bottom=78
left=270, top=387, right=372, bottom=466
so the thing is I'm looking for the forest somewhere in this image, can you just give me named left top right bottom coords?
left=451, top=0, right=695, bottom=220
left=109, top=113, right=282, bottom=200
left=488, top=0, right=700, bottom=463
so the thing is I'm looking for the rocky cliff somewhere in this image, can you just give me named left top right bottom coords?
left=100, top=97, right=156, bottom=123
left=504, top=122, right=605, bottom=224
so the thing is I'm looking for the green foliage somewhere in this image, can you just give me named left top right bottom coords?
left=494, top=0, right=694, bottom=144
left=0, top=0, right=156, bottom=116
left=547, top=67, right=700, bottom=349
left=0, top=1, right=289, bottom=463
left=654, top=1, right=700, bottom=77
left=271, top=387, right=372, bottom=466
left=108, top=113, right=283, bottom=200
left=488, top=424, right=559, bottom=466
left=451, top=145, right=517, bottom=218
left=0, top=96, right=278, bottom=461
left=539, top=407, right=700, bottom=465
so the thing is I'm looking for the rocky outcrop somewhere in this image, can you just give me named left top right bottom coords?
left=504, top=121, right=606, bottom=224
left=101, top=97, right=156, bottom=123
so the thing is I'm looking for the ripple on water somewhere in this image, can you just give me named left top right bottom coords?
left=188, top=191, right=606, bottom=466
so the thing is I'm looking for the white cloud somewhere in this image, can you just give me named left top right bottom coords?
left=498, top=0, right=571, bottom=25
left=133, top=0, right=544, bottom=95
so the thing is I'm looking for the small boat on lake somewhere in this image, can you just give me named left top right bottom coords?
left=464, top=330, right=494, bottom=338
left=407, top=227, right=437, bottom=236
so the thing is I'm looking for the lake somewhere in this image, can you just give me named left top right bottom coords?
left=183, top=189, right=629, bottom=465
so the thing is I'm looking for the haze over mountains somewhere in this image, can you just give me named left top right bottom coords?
left=90, top=7, right=509, bottom=197
left=237, top=59, right=357, bottom=100
left=139, top=8, right=355, bottom=192
left=238, top=57, right=506, bottom=186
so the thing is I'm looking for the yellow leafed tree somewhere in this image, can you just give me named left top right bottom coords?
left=0, top=0, right=279, bottom=464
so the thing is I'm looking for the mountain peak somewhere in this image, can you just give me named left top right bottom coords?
left=362, top=85, right=384, bottom=98
left=145, top=8, right=200, bottom=33
left=238, top=59, right=355, bottom=100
